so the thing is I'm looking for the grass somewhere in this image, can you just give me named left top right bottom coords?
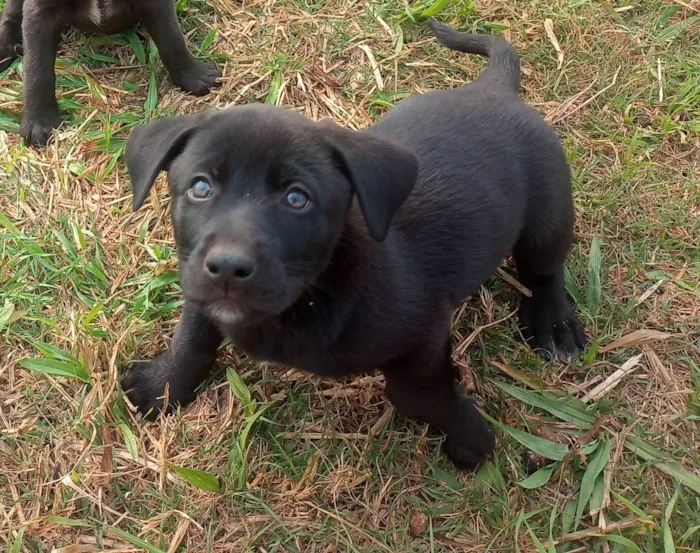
left=1, top=0, right=699, bottom=551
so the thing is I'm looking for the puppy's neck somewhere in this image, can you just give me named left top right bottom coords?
left=300, top=215, right=378, bottom=316
left=224, top=216, right=395, bottom=368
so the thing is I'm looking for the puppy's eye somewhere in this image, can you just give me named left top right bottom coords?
left=283, top=187, right=311, bottom=210
left=188, top=178, right=213, bottom=201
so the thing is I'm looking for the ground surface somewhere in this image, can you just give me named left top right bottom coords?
left=1, top=0, right=699, bottom=551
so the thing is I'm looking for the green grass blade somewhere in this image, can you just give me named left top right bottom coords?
left=433, top=466, right=462, bottom=491
left=19, top=358, right=91, bottom=383
left=118, top=422, right=139, bottom=462
left=127, top=28, right=147, bottom=65
left=265, top=68, right=282, bottom=105
left=586, top=235, right=602, bottom=317
left=575, top=438, right=611, bottom=529
left=483, top=413, right=569, bottom=461
left=595, top=534, right=643, bottom=553
left=589, top=472, right=606, bottom=514
left=514, top=509, right=525, bottom=553
left=680, top=524, right=700, bottom=543
left=564, top=265, right=583, bottom=305
left=518, top=464, right=556, bottom=489
left=144, top=40, right=159, bottom=116
left=547, top=503, right=557, bottom=553
left=663, top=486, right=679, bottom=553
left=414, top=0, right=451, bottom=19
left=44, top=516, right=90, bottom=527
left=525, top=521, right=548, bottom=553
left=238, top=407, right=267, bottom=451
left=625, top=436, right=700, bottom=495
left=561, top=498, right=577, bottom=536
left=201, top=29, right=216, bottom=52
left=0, top=300, right=14, bottom=332
left=107, top=526, right=165, bottom=553
left=490, top=379, right=596, bottom=428
left=10, top=527, right=24, bottom=553
left=611, top=491, right=652, bottom=519
left=226, top=367, right=255, bottom=416
left=170, top=464, right=221, bottom=493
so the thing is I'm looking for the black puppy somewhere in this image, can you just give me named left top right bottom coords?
left=0, top=0, right=220, bottom=146
left=121, top=20, right=585, bottom=468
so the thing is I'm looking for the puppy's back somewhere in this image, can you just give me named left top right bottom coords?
left=361, top=23, right=571, bottom=301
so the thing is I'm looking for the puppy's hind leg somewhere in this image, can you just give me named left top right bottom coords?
left=0, top=0, right=24, bottom=72
left=514, top=168, right=586, bottom=360
left=381, top=334, right=495, bottom=469
left=20, top=1, right=62, bottom=146
left=138, top=1, right=220, bottom=96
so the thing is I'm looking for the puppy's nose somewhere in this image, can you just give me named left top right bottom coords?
left=204, top=247, right=257, bottom=282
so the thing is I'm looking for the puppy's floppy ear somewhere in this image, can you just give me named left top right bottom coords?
left=126, top=113, right=207, bottom=211
left=321, top=121, right=419, bottom=241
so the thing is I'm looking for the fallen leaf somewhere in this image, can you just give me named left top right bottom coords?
left=644, top=346, right=676, bottom=387
left=599, top=329, right=678, bottom=353
left=51, top=546, right=99, bottom=553
left=582, top=354, right=644, bottom=403
left=544, top=19, right=564, bottom=69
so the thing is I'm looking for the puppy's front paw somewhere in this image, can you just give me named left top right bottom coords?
left=0, top=34, right=22, bottom=72
left=171, top=60, right=220, bottom=96
left=121, top=356, right=196, bottom=420
left=520, top=295, right=587, bottom=361
left=21, top=108, right=62, bottom=146
left=442, top=396, right=495, bottom=469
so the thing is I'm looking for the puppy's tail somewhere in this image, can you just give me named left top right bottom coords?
left=428, top=19, right=520, bottom=92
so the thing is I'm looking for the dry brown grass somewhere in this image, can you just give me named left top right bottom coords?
left=1, top=0, right=699, bottom=551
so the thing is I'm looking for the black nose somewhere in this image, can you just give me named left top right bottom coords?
left=204, top=248, right=257, bottom=282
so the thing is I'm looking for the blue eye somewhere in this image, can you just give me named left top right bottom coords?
left=283, top=187, right=311, bottom=210
left=189, top=178, right=213, bottom=200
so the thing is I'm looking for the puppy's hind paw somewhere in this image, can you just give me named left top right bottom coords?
left=443, top=435, right=494, bottom=469
left=0, top=39, right=22, bottom=72
left=442, top=396, right=496, bottom=469
left=21, top=109, right=62, bottom=146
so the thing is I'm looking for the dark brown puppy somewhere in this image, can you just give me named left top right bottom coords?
left=121, top=20, right=586, bottom=468
left=0, top=0, right=220, bottom=146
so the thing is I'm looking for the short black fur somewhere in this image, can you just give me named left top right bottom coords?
left=0, top=0, right=220, bottom=146
left=121, top=20, right=586, bottom=468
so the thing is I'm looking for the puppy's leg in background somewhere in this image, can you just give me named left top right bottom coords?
left=0, top=0, right=24, bottom=72
left=20, top=2, right=61, bottom=146
left=381, top=336, right=495, bottom=468
left=121, top=302, right=223, bottom=420
left=514, top=175, right=586, bottom=360
left=139, top=2, right=220, bottom=96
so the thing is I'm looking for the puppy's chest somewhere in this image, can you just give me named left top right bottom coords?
left=226, top=321, right=357, bottom=377
left=72, top=0, right=139, bottom=30
left=85, top=0, right=114, bottom=26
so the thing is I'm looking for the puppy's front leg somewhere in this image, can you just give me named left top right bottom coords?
left=381, top=337, right=495, bottom=468
left=139, top=2, right=219, bottom=96
left=0, top=0, right=24, bottom=72
left=121, top=302, right=223, bottom=420
left=20, top=1, right=61, bottom=146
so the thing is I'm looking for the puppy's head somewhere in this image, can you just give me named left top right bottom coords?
left=126, top=105, right=419, bottom=326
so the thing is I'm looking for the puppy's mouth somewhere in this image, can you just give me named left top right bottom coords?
left=205, top=299, right=248, bottom=325
left=182, top=286, right=293, bottom=327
